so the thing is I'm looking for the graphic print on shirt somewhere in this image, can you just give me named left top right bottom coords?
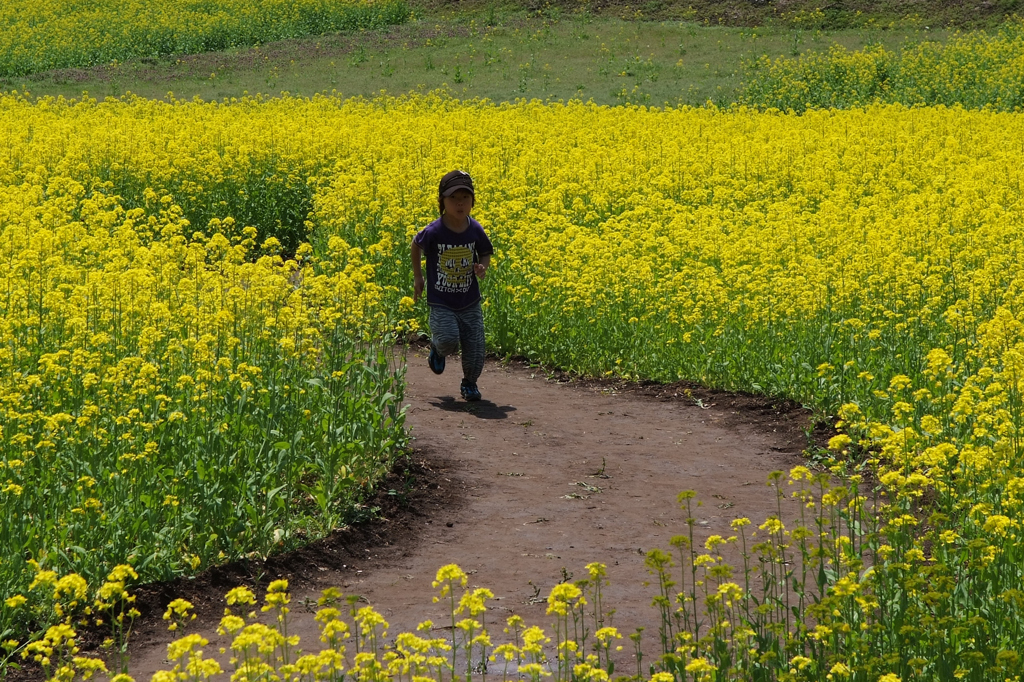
left=435, top=244, right=475, bottom=293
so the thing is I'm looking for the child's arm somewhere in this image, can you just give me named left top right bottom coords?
left=411, top=241, right=425, bottom=301
left=473, top=253, right=491, bottom=280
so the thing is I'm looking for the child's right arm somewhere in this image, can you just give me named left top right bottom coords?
left=411, top=240, right=424, bottom=302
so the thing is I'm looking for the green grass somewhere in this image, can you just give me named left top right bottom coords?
left=419, top=0, right=1024, bottom=30
left=4, top=8, right=950, bottom=107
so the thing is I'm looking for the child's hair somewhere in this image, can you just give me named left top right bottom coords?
left=438, top=170, right=475, bottom=216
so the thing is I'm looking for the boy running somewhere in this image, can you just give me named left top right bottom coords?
left=411, top=170, right=493, bottom=402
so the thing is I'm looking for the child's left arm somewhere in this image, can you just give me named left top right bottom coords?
left=473, top=253, right=491, bottom=279
left=474, top=227, right=493, bottom=280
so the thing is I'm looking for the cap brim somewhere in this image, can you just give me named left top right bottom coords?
left=442, top=184, right=474, bottom=197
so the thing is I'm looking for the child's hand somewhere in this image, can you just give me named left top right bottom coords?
left=413, top=274, right=424, bottom=301
left=473, top=263, right=487, bottom=279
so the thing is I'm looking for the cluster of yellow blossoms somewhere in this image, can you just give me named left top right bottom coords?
left=0, top=93, right=413, bottom=645
left=1, top=87, right=1024, bottom=678
left=0, top=0, right=409, bottom=78
left=743, top=19, right=1024, bottom=111
left=10, top=564, right=629, bottom=682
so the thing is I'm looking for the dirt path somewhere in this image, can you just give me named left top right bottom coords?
left=124, top=349, right=816, bottom=678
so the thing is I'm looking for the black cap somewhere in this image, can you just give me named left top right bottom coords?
left=439, top=169, right=474, bottom=197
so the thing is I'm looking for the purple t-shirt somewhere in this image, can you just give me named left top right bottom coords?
left=414, top=217, right=494, bottom=310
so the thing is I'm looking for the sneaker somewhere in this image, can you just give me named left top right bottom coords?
left=460, top=379, right=481, bottom=402
left=428, top=344, right=445, bottom=375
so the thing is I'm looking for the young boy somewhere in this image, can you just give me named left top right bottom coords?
left=411, top=170, right=494, bottom=402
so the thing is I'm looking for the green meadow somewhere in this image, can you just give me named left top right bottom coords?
left=5, top=4, right=950, bottom=107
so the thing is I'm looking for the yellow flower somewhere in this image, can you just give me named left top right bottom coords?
left=4, top=595, right=27, bottom=609
left=518, top=663, right=552, bottom=679
left=432, top=564, right=468, bottom=597
left=546, top=582, right=584, bottom=616
left=984, top=514, right=1013, bottom=537
left=828, top=662, right=851, bottom=678
left=226, top=586, right=257, bottom=606
left=167, top=633, right=208, bottom=661
left=685, top=657, right=717, bottom=674
left=218, top=615, right=246, bottom=636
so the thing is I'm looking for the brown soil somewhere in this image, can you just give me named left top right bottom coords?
left=22, top=350, right=829, bottom=679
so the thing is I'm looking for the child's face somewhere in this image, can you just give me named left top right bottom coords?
left=443, top=189, right=474, bottom=221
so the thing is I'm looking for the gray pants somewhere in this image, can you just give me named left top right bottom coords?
left=429, top=302, right=485, bottom=384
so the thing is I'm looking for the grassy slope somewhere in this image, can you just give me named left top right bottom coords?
left=449, top=0, right=1024, bottom=29
left=3, top=4, right=956, bottom=107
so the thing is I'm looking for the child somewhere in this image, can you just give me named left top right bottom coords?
left=411, top=170, right=494, bottom=402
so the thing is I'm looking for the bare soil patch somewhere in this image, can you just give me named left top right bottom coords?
left=18, top=350, right=826, bottom=679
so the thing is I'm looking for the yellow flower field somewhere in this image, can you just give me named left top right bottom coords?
left=0, top=0, right=409, bottom=78
left=1, top=91, right=1023, bottom=678
left=742, top=18, right=1024, bottom=111
left=0, top=92, right=415, bottom=657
